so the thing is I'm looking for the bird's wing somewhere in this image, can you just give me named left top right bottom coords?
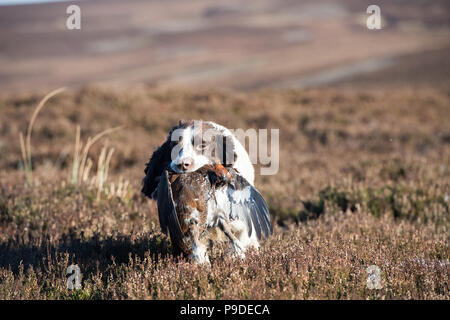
left=226, top=173, right=273, bottom=240
left=157, top=170, right=188, bottom=252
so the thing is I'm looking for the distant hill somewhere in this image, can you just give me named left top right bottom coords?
left=0, top=0, right=449, bottom=93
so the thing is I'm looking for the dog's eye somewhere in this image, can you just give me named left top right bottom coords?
left=196, top=142, right=207, bottom=151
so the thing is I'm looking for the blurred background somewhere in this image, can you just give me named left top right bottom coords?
left=1, top=0, right=449, bottom=93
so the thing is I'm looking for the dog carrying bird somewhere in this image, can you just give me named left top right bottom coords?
left=142, top=120, right=273, bottom=264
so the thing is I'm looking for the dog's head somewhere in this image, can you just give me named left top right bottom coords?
left=142, top=120, right=236, bottom=199
left=169, top=120, right=236, bottom=173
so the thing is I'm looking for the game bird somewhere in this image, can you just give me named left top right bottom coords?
left=156, top=162, right=272, bottom=264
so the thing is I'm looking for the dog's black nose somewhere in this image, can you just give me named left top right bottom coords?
left=177, top=158, right=193, bottom=171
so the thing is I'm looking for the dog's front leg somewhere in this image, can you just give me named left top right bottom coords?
left=217, top=218, right=246, bottom=259
left=188, top=219, right=210, bottom=266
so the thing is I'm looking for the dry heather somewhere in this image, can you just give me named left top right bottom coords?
left=0, top=85, right=448, bottom=299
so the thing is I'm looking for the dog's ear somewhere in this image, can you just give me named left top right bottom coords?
left=142, top=137, right=173, bottom=199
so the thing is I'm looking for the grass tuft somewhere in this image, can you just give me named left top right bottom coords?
left=19, top=87, right=66, bottom=186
